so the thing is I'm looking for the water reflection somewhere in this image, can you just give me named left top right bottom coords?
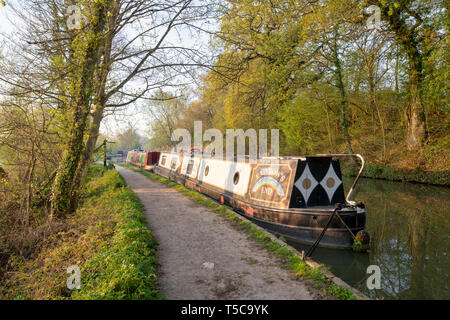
left=289, top=177, right=450, bottom=300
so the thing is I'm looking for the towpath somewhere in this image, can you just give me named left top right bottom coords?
left=116, top=165, right=323, bottom=300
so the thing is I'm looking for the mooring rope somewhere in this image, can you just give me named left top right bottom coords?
left=305, top=204, right=341, bottom=258
left=335, top=211, right=356, bottom=239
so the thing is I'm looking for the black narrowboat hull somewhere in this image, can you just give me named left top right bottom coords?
left=154, top=164, right=365, bottom=249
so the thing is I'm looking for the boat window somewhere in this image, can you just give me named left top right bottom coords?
left=170, top=159, right=177, bottom=170
left=205, top=165, right=209, bottom=176
left=186, top=160, right=194, bottom=175
left=161, top=156, right=166, bottom=166
left=233, top=172, right=240, bottom=185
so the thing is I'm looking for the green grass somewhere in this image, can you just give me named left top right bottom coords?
left=118, top=163, right=358, bottom=300
left=1, top=164, right=163, bottom=300
left=72, top=166, right=163, bottom=300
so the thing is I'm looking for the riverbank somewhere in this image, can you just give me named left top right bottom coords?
left=0, top=165, right=163, bottom=300
left=118, top=163, right=367, bottom=300
left=341, top=161, right=450, bottom=186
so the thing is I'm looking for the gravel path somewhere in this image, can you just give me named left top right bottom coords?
left=116, top=165, right=321, bottom=300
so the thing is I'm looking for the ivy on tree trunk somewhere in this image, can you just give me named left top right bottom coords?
left=50, top=1, right=108, bottom=218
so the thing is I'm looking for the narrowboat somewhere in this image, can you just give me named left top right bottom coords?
left=153, top=151, right=367, bottom=249
left=126, top=150, right=161, bottom=170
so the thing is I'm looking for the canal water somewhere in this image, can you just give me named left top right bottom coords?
left=288, top=177, right=449, bottom=300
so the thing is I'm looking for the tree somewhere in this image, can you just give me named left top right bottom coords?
left=49, top=0, right=109, bottom=217
left=145, top=90, right=187, bottom=149
left=116, top=123, right=144, bottom=151
left=203, top=0, right=358, bottom=154
left=69, top=0, right=215, bottom=211
left=365, top=0, right=445, bottom=149
left=0, top=93, right=60, bottom=223
left=1, top=0, right=217, bottom=216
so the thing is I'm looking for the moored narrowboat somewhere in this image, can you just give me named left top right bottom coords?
left=153, top=151, right=367, bottom=249
left=126, top=150, right=161, bottom=170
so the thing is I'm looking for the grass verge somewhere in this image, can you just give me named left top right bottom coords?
left=118, top=163, right=358, bottom=300
left=1, top=164, right=163, bottom=300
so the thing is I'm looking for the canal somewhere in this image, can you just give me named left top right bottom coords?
left=289, top=177, right=449, bottom=300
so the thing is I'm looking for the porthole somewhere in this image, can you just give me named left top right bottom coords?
left=186, top=160, right=194, bottom=175
left=205, top=165, right=209, bottom=176
left=233, top=172, right=240, bottom=185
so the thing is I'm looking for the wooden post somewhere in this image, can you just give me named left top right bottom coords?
left=103, top=139, right=107, bottom=167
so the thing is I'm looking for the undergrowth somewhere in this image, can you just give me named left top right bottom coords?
left=1, top=164, right=163, bottom=300
left=341, top=161, right=450, bottom=186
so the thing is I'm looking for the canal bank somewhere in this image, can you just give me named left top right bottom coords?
left=341, top=162, right=450, bottom=186
left=116, top=165, right=367, bottom=300
left=304, top=176, right=449, bottom=300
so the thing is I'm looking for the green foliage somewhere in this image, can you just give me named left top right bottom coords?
left=1, top=165, right=162, bottom=300
left=327, top=284, right=357, bottom=300
left=342, top=161, right=450, bottom=186
left=74, top=166, right=163, bottom=299
left=144, top=90, right=188, bottom=149
left=278, top=94, right=329, bottom=154
left=170, top=0, right=448, bottom=176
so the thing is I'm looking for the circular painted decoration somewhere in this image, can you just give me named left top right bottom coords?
left=302, top=178, right=312, bottom=189
left=326, top=177, right=335, bottom=188
left=205, top=165, right=209, bottom=176
left=233, top=172, right=240, bottom=185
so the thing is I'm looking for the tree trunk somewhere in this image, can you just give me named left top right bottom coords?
left=337, top=82, right=354, bottom=155
left=395, top=45, right=399, bottom=94
left=405, top=52, right=426, bottom=150
left=50, top=3, right=107, bottom=218
left=69, top=102, right=106, bottom=212
left=323, top=103, right=333, bottom=151
left=332, top=38, right=353, bottom=155
left=50, top=107, right=90, bottom=217
left=24, top=140, right=36, bottom=225
left=371, top=1, right=427, bottom=150
left=77, top=103, right=105, bottom=180
left=368, top=68, right=386, bottom=162
left=69, top=5, right=116, bottom=212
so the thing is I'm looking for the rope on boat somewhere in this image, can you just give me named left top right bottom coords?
left=305, top=204, right=342, bottom=259
left=335, top=212, right=356, bottom=239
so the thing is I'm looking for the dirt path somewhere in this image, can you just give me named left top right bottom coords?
left=116, top=165, right=321, bottom=300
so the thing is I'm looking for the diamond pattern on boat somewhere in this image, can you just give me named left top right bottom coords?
left=319, top=163, right=342, bottom=203
left=294, top=164, right=318, bottom=204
